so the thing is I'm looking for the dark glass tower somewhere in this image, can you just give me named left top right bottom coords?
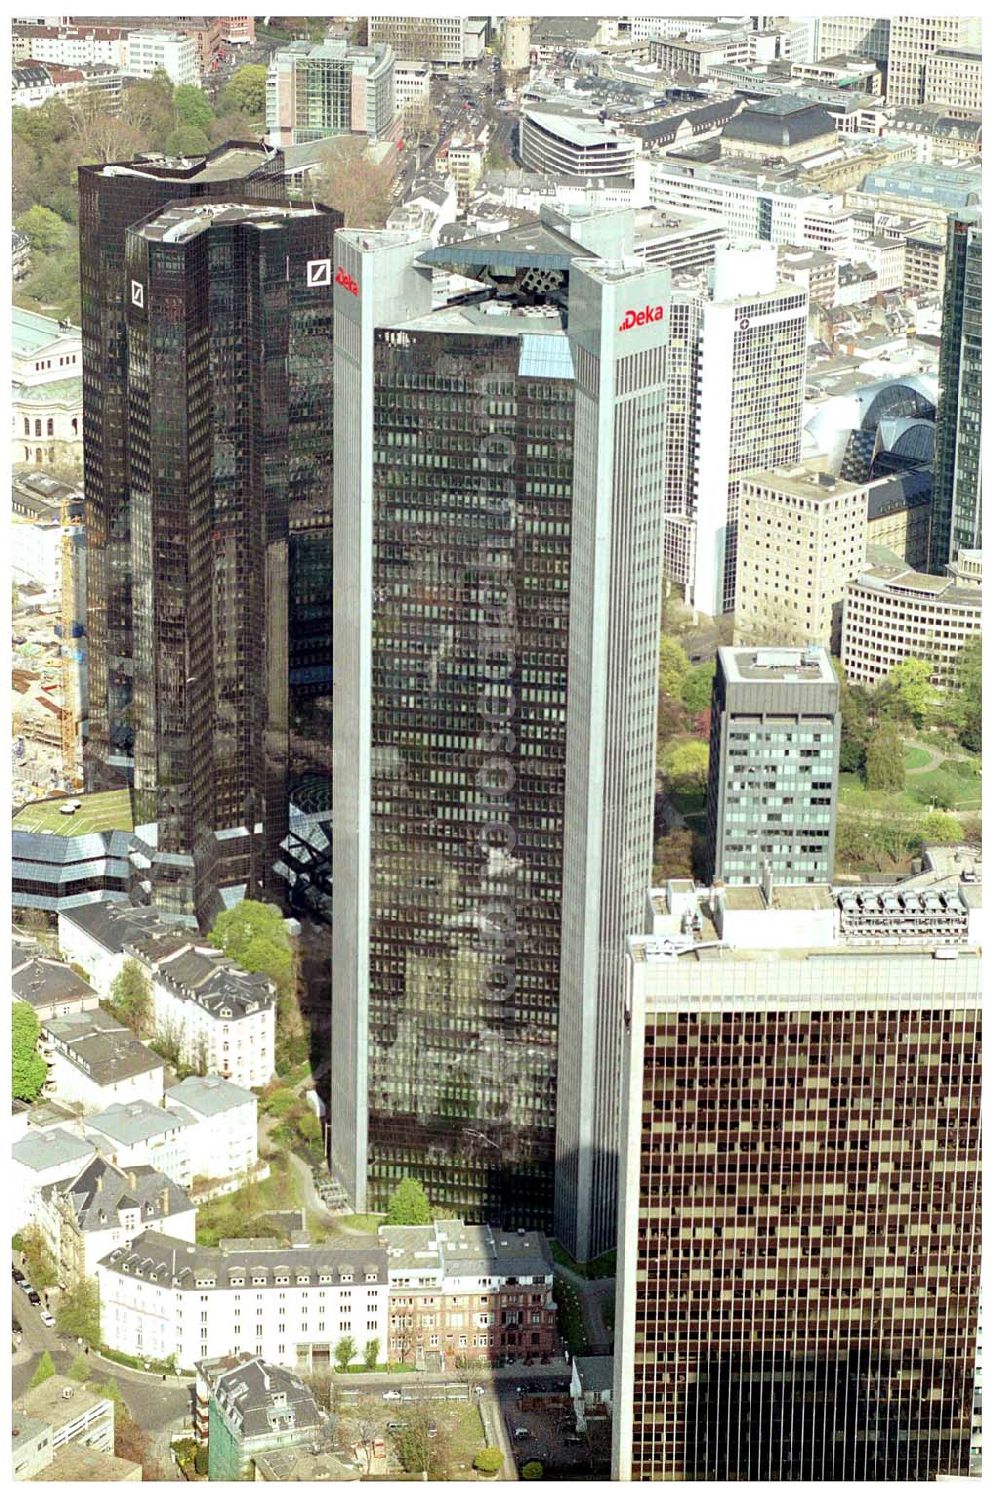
left=123, top=198, right=339, bottom=920
left=79, top=143, right=285, bottom=793
left=929, top=210, right=981, bottom=573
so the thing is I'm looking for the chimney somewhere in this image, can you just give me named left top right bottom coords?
left=127, top=1170, right=137, bottom=1192
left=161, top=1186, right=170, bottom=1217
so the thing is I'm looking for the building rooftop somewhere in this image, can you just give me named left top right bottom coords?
left=523, top=107, right=630, bottom=150
left=134, top=198, right=323, bottom=245
left=574, top=1354, right=615, bottom=1394
left=85, top=1099, right=185, bottom=1147
left=128, top=939, right=276, bottom=1019
left=744, top=460, right=868, bottom=503
left=210, top=1357, right=325, bottom=1442
left=53, top=1155, right=192, bottom=1234
left=13, top=1127, right=95, bottom=1175
left=12, top=790, right=135, bottom=837
left=27, top=1447, right=142, bottom=1482
left=252, top=1446, right=362, bottom=1481
left=165, top=1073, right=256, bottom=1117
left=853, top=551, right=983, bottom=607
left=717, top=645, right=838, bottom=686
left=90, top=140, right=279, bottom=185
left=722, top=885, right=836, bottom=912
left=11, top=307, right=80, bottom=356
left=380, top=1219, right=553, bottom=1281
left=723, top=94, right=836, bottom=148
left=17, top=1377, right=110, bottom=1435
left=101, top=1229, right=388, bottom=1289
left=12, top=951, right=98, bottom=1010
left=858, top=161, right=981, bottom=211
left=57, top=899, right=179, bottom=954
left=43, top=1008, right=162, bottom=1086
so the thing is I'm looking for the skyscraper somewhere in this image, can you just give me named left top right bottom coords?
left=330, top=215, right=667, bottom=1239
left=705, top=646, right=840, bottom=888
left=614, top=876, right=982, bottom=1480
left=929, top=210, right=981, bottom=574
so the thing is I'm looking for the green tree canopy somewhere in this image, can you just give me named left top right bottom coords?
left=164, top=124, right=212, bottom=158
left=474, top=1447, right=504, bottom=1474
left=386, top=1177, right=433, bottom=1225
left=220, top=64, right=267, bottom=119
left=173, top=83, right=214, bottom=131
left=954, top=634, right=981, bottom=751
left=208, top=901, right=295, bottom=1005
left=108, top=959, right=152, bottom=1031
left=56, top=1277, right=101, bottom=1348
left=335, top=1335, right=357, bottom=1372
left=363, top=1337, right=380, bottom=1371
left=661, top=738, right=710, bottom=792
left=863, top=722, right=905, bottom=792
left=13, top=1003, right=47, bottom=1103
left=30, top=1351, right=56, bottom=1388
left=16, top=204, right=70, bottom=253
left=20, top=1226, right=57, bottom=1289
left=658, top=635, right=689, bottom=703
left=68, top=1351, right=91, bottom=1382
left=922, top=810, right=964, bottom=845
left=884, top=658, right=935, bottom=726
left=681, top=660, right=714, bottom=714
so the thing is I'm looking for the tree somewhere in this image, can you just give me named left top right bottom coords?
left=922, top=810, right=963, bottom=845
left=681, top=661, right=714, bottom=714
left=173, top=83, right=214, bottom=131
left=347, top=1399, right=385, bottom=1476
left=884, top=658, right=935, bottom=726
left=208, top=901, right=296, bottom=1005
left=652, top=829, right=694, bottom=884
left=108, top=959, right=152, bottom=1031
left=335, top=1335, right=357, bottom=1373
left=864, top=722, right=905, bottom=792
left=658, top=635, right=689, bottom=704
left=955, top=634, right=982, bottom=751
left=123, top=69, right=176, bottom=148
left=474, top=1447, right=503, bottom=1474
left=363, top=1337, right=380, bottom=1371
left=30, top=1351, right=56, bottom=1388
left=391, top=1402, right=456, bottom=1479
left=312, top=137, right=396, bottom=228
left=522, top=1460, right=544, bottom=1479
left=15, top=204, right=69, bottom=253
left=13, top=1003, right=47, bottom=1102
left=661, top=739, right=710, bottom=794
left=386, top=1177, right=433, bottom=1226
left=164, top=124, right=212, bottom=158
left=56, top=1277, right=100, bottom=1348
left=68, top=1351, right=91, bottom=1382
left=20, top=1226, right=57, bottom=1289
left=220, top=64, right=268, bottom=120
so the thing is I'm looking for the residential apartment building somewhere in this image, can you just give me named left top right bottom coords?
left=886, top=17, right=981, bottom=107
left=41, top=1008, right=164, bottom=1112
left=266, top=41, right=396, bottom=147
left=12, top=22, right=127, bottom=68
left=37, top=1156, right=195, bottom=1282
left=83, top=1100, right=194, bottom=1189
left=613, top=878, right=981, bottom=1480
left=125, top=929, right=276, bottom=1090
left=379, top=1220, right=556, bottom=1369
left=929, top=211, right=981, bottom=573
left=330, top=213, right=668, bottom=1260
left=841, top=549, right=982, bottom=691
left=520, top=110, right=637, bottom=182
left=12, top=945, right=100, bottom=1023
left=58, top=899, right=187, bottom=995
left=705, top=647, right=841, bottom=888
left=98, top=1232, right=389, bottom=1371
left=165, top=1074, right=258, bottom=1184
left=734, top=463, right=869, bottom=652
left=123, top=29, right=198, bottom=86
left=12, top=1128, right=96, bottom=1233
left=924, top=48, right=982, bottom=114
left=203, top=1357, right=326, bottom=1481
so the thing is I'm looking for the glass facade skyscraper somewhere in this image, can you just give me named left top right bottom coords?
left=929, top=210, right=981, bottom=574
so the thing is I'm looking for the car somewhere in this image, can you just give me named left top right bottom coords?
left=382, top=1390, right=403, bottom=1401
left=427, top=1426, right=438, bottom=1439
left=565, top=1435, right=585, bottom=1446
left=386, top=1420, right=406, bottom=1432
left=473, top=1384, right=485, bottom=1396
left=20, top=1282, right=35, bottom=1296
left=39, top=1310, right=55, bottom=1328
left=12, top=1268, right=25, bottom=1284
left=27, top=1292, right=42, bottom=1306
left=513, top=1426, right=530, bottom=1440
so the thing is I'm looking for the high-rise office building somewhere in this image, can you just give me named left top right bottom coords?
left=614, top=876, right=982, bottom=1480
left=80, top=144, right=284, bottom=795
left=814, top=15, right=891, bottom=65
left=123, top=198, right=339, bottom=919
left=734, top=462, right=869, bottom=652
left=266, top=40, right=396, bottom=147
left=885, top=16, right=981, bottom=106
left=660, top=244, right=808, bottom=617
left=929, top=211, right=981, bottom=574
left=330, top=214, right=667, bottom=1242
left=705, top=646, right=840, bottom=888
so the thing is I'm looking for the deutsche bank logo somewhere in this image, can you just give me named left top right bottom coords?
left=307, top=259, right=332, bottom=287
left=130, top=280, right=144, bottom=309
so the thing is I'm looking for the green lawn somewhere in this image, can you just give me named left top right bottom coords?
left=13, top=788, right=134, bottom=836
left=903, top=745, right=933, bottom=770
left=335, top=1213, right=384, bottom=1233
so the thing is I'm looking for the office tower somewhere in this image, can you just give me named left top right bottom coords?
left=614, top=878, right=982, bottom=1480
left=734, top=462, right=869, bottom=652
left=929, top=211, right=981, bottom=574
left=124, top=199, right=339, bottom=920
left=924, top=48, right=982, bottom=114
left=331, top=216, right=667, bottom=1241
left=886, top=16, right=981, bottom=106
left=814, top=14, right=890, bottom=64
left=661, top=244, right=808, bottom=617
left=266, top=40, right=396, bottom=147
left=705, top=646, right=840, bottom=888
left=79, top=143, right=284, bottom=796
left=842, top=549, right=982, bottom=691
left=367, top=15, right=476, bottom=69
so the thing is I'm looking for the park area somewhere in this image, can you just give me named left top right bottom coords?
left=12, top=787, right=134, bottom=836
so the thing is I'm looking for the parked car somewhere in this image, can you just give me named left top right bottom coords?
left=12, top=1268, right=25, bottom=1285
left=27, top=1292, right=42, bottom=1306
left=40, top=1310, right=56, bottom=1328
left=382, top=1390, right=403, bottom=1402
left=386, top=1420, right=406, bottom=1432
left=513, top=1426, right=530, bottom=1440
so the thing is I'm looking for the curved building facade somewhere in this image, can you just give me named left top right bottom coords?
left=520, top=109, right=636, bottom=181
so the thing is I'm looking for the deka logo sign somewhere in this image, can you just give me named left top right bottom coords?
left=335, top=266, right=359, bottom=296
left=619, top=303, right=663, bottom=331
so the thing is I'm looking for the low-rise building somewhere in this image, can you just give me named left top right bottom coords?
left=12, top=1127, right=96, bottom=1233
left=734, top=463, right=869, bottom=653
left=37, top=1155, right=195, bottom=1282
left=16, top=1376, right=113, bottom=1455
left=98, top=1231, right=390, bottom=1372
left=166, top=1073, right=258, bottom=1183
left=83, top=1100, right=193, bottom=1189
left=380, top=1220, right=557, bottom=1370
left=520, top=108, right=637, bottom=182
left=777, top=245, right=839, bottom=306
left=26, top=1447, right=142, bottom=1481
left=570, top=1354, right=614, bottom=1431
left=841, top=547, right=982, bottom=689
left=41, top=1008, right=164, bottom=1112
left=13, top=942, right=100, bottom=1022
left=12, top=308, right=82, bottom=472
left=202, top=1356, right=326, bottom=1480
left=12, top=1416, right=53, bottom=1480
left=57, top=899, right=175, bottom=996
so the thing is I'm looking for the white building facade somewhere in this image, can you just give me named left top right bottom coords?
left=124, top=29, right=198, bottom=86
left=165, top=1075, right=258, bottom=1184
